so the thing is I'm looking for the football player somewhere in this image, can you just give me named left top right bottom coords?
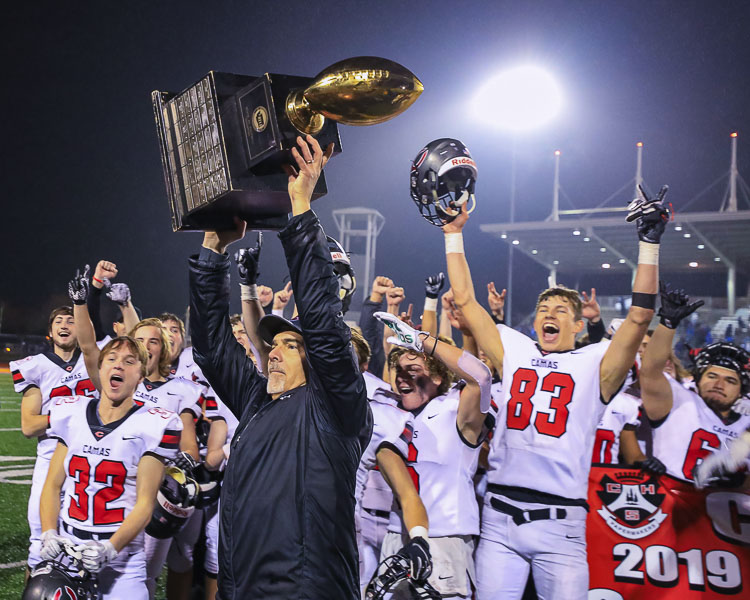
left=439, top=188, right=666, bottom=599
left=375, top=312, right=495, bottom=599
left=639, top=284, right=750, bottom=484
left=11, top=305, right=97, bottom=572
left=38, top=336, right=183, bottom=599
left=350, top=327, right=430, bottom=593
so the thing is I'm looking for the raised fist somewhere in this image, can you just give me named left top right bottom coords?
left=370, top=276, right=394, bottom=302
left=386, top=287, right=405, bottom=308
left=258, top=285, right=274, bottom=307
left=93, top=260, right=118, bottom=288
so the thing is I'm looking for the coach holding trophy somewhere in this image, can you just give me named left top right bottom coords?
left=188, top=134, right=370, bottom=599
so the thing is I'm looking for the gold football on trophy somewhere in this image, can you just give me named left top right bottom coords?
left=286, top=56, right=423, bottom=134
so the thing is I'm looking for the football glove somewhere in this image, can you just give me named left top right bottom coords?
left=397, top=536, right=432, bottom=582
left=694, top=436, right=750, bottom=489
left=173, top=451, right=199, bottom=475
left=628, top=184, right=670, bottom=244
left=76, top=540, right=117, bottom=574
left=374, top=311, right=426, bottom=352
left=105, top=282, right=131, bottom=306
left=39, top=529, right=69, bottom=561
left=424, top=272, right=445, bottom=299
left=234, top=233, right=263, bottom=286
left=658, top=281, right=704, bottom=329
left=67, top=265, right=90, bottom=305
left=634, top=456, right=667, bottom=476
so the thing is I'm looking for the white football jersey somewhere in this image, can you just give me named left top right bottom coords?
left=389, top=385, right=493, bottom=537
left=356, top=389, right=414, bottom=505
left=169, top=346, right=209, bottom=388
left=652, top=378, right=750, bottom=481
left=205, top=395, right=240, bottom=441
left=48, top=396, right=182, bottom=534
left=363, top=371, right=390, bottom=400
left=134, top=377, right=203, bottom=417
left=591, top=391, right=641, bottom=464
left=10, top=349, right=98, bottom=460
left=489, top=325, right=610, bottom=501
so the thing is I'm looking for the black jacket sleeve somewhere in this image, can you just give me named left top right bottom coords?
left=359, top=297, right=385, bottom=377
left=87, top=285, right=107, bottom=342
left=279, top=210, right=367, bottom=436
left=188, top=247, right=267, bottom=420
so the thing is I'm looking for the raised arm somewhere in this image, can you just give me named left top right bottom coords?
left=442, top=212, right=505, bottom=377
left=280, top=135, right=366, bottom=435
left=600, top=187, right=670, bottom=401
left=189, top=220, right=267, bottom=419
left=235, top=236, right=271, bottom=369
left=421, top=272, right=445, bottom=338
left=359, top=276, right=393, bottom=377
left=68, top=265, right=102, bottom=390
left=639, top=284, right=704, bottom=420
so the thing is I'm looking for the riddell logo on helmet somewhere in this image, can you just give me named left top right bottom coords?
left=449, top=157, right=476, bottom=168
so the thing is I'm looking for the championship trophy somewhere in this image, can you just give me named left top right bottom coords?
left=152, top=57, right=423, bottom=231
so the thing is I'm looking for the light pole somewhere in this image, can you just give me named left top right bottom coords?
left=471, top=65, right=562, bottom=325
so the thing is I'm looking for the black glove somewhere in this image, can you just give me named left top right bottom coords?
left=68, top=265, right=91, bottom=305
left=234, top=233, right=263, bottom=286
left=173, top=451, right=199, bottom=475
left=628, top=185, right=670, bottom=244
left=196, top=417, right=211, bottom=448
left=634, top=456, right=667, bottom=476
left=193, top=463, right=223, bottom=508
left=424, top=272, right=445, bottom=299
left=397, top=536, right=432, bottom=582
left=658, top=281, right=704, bottom=329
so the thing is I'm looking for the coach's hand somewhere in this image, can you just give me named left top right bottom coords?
left=398, top=536, right=432, bottom=582
left=283, top=134, right=334, bottom=215
left=68, top=265, right=90, bottom=305
left=77, top=540, right=117, bottom=573
left=234, top=232, right=263, bottom=286
left=658, top=282, right=704, bottom=329
left=203, top=217, right=247, bottom=255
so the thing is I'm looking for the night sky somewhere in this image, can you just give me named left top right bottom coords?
left=3, top=0, right=749, bottom=334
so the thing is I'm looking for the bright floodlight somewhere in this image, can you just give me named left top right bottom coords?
left=472, top=65, right=562, bottom=131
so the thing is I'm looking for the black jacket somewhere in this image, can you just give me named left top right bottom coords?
left=189, top=210, right=369, bottom=600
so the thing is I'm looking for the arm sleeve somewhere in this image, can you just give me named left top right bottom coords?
left=279, top=210, right=368, bottom=436
left=188, top=248, right=267, bottom=420
left=86, top=284, right=108, bottom=342
left=359, top=297, right=385, bottom=376
left=587, top=318, right=606, bottom=344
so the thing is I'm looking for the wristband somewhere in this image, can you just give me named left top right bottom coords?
left=444, top=233, right=464, bottom=254
left=631, top=292, right=656, bottom=310
left=240, top=284, right=258, bottom=301
left=272, top=308, right=284, bottom=317
left=429, top=336, right=439, bottom=357
left=409, top=525, right=429, bottom=540
left=424, top=297, right=438, bottom=312
left=638, top=241, right=659, bottom=265
left=92, top=276, right=105, bottom=284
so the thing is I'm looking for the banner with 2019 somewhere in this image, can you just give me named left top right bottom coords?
left=587, top=466, right=750, bottom=599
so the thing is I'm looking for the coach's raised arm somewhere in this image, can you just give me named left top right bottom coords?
left=187, top=134, right=369, bottom=600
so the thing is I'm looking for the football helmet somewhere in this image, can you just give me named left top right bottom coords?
left=365, top=552, right=442, bottom=599
left=410, top=138, right=477, bottom=227
left=145, top=466, right=198, bottom=539
left=23, top=553, right=98, bottom=600
left=690, top=341, right=750, bottom=395
left=327, top=235, right=356, bottom=314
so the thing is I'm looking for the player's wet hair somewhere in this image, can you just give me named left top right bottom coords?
left=349, top=326, right=371, bottom=370
left=47, top=306, right=74, bottom=335
left=129, top=318, right=172, bottom=378
left=97, top=335, right=149, bottom=378
left=535, top=286, right=583, bottom=322
left=387, top=346, right=454, bottom=396
left=159, top=312, right=185, bottom=338
left=229, top=314, right=243, bottom=328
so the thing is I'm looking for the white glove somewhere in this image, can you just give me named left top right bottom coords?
left=40, top=529, right=68, bottom=561
left=76, top=539, right=118, bottom=573
left=732, top=396, right=750, bottom=416
left=694, top=435, right=750, bottom=489
left=105, top=282, right=131, bottom=307
left=374, top=311, right=426, bottom=352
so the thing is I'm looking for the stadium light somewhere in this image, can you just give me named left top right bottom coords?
left=471, top=65, right=563, bottom=131
left=689, top=262, right=699, bottom=268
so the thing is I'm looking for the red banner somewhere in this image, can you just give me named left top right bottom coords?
left=587, top=465, right=750, bottom=599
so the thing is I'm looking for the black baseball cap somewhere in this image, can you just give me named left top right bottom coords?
left=257, top=315, right=303, bottom=345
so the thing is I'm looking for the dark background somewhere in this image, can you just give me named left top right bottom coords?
left=3, top=0, right=749, bottom=334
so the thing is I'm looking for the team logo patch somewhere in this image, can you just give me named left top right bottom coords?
left=65, top=365, right=73, bottom=372
left=251, top=106, right=268, bottom=132
left=596, top=470, right=667, bottom=539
